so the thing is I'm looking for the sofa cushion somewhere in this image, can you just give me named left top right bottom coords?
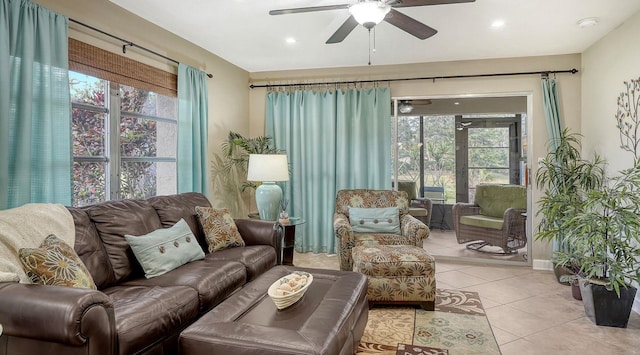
left=122, top=259, right=247, bottom=313
left=195, top=207, right=245, bottom=252
left=148, top=192, right=212, bottom=252
left=102, top=284, right=199, bottom=355
left=459, top=215, right=504, bottom=230
left=67, top=207, right=116, bottom=289
left=474, top=184, right=526, bottom=219
left=205, top=245, right=277, bottom=282
left=19, top=234, right=97, bottom=289
left=86, top=199, right=163, bottom=283
left=125, top=219, right=205, bottom=278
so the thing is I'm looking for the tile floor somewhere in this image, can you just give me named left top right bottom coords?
left=293, top=251, right=640, bottom=355
left=425, top=229, right=528, bottom=263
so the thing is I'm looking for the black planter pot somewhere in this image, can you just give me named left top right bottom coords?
left=579, top=281, right=637, bottom=328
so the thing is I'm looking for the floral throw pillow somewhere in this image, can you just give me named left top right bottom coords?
left=195, top=207, right=245, bottom=252
left=18, top=234, right=97, bottom=289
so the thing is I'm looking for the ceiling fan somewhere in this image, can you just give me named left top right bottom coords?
left=269, top=0, right=476, bottom=44
left=395, top=99, right=433, bottom=114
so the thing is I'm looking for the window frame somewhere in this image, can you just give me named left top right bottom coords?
left=70, top=72, right=178, bottom=206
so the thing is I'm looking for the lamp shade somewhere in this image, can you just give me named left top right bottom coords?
left=247, top=154, right=289, bottom=182
left=349, top=1, right=390, bottom=28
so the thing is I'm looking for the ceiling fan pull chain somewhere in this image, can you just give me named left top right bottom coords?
left=368, top=28, right=372, bottom=66
left=373, top=27, right=377, bottom=53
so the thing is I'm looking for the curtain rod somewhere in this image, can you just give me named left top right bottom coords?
left=69, top=18, right=213, bottom=78
left=249, top=68, right=578, bottom=89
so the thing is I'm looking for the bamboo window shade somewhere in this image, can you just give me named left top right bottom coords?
left=68, top=38, right=177, bottom=97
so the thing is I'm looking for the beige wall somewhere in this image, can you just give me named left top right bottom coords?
left=581, top=9, right=640, bottom=311
left=34, top=0, right=250, bottom=207
left=582, top=10, right=640, bottom=172
left=249, top=54, right=582, bottom=262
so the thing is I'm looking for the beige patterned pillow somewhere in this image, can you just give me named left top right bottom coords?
left=19, top=234, right=97, bottom=289
left=195, top=207, right=245, bottom=252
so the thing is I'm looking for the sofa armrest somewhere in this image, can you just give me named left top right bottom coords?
left=400, top=214, right=430, bottom=246
left=0, top=282, right=115, bottom=347
left=234, top=219, right=280, bottom=249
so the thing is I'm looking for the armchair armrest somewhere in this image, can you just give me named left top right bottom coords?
left=452, top=203, right=479, bottom=216
left=400, top=214, right=430, bottom=246
left=333, top=213, right=353, bottom=243
left=0, top=282, right=115, bottom=348
left=452, top=203, right=480, bottom=232
left=334, top=213, right=354, bottom=271
left=503, top=208, right=527, bottom=235
left=234, top=219, right=281, bottom=249
left=411, top=197, right=433, bottom=212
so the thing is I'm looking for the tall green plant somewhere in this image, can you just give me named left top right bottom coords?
left=556, top=163, right=640, bottom=296
left=535, top=129, right=606, bottom=255
left=210, top=132, right=280, bottom=216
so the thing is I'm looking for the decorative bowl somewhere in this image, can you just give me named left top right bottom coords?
left=267, top=271, right=313, bottom=310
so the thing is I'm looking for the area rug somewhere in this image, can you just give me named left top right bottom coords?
left=357, top=289, right=500, bottom=355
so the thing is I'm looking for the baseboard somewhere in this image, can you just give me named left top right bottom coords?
left=532, top=259, right=554, bottom=271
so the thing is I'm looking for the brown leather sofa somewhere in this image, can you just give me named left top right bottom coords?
left=0, top=192, right=281, bottom=355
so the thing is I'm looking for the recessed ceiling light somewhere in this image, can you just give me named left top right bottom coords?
left=577, top=17, right=598, bottom=28
left=491, top=20, right=505, bottom=28
left=454, top=102, right=460, bottom=105
left=285, top=37, right=296, bottom=44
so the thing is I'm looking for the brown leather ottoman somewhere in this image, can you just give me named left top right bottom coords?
left=179, top=266, right=369, bottom=355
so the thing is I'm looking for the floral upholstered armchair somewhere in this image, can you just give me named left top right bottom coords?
left=334, top=189, right=430, bottom=271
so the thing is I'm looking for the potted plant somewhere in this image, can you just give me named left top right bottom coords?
left=554, top=162, right=640, bottom=327
left=210, top=131, right=281, bottom=217
left=535, top=128, right=606, bottom=284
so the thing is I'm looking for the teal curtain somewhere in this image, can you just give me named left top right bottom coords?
left=0, top=0, right=71, bottom=210
left=541, top=77, right=566, bottom=252
left=266, top=87, right=391, bottom=254
left=542, top=78, right=562, bottom=152
left=177, top=63, right=209, bottom=194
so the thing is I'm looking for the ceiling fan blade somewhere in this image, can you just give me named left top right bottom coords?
left=384, top=8, right=437, bottom=40
left=326, top=16, right=359, bottom=44
left=269, top=4, right=350, bottom=16
left=391, top=0, right=475, bottom=8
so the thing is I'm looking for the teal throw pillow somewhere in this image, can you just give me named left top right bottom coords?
left=125, top=218, right=205, bottom=278
left=349, top=207, right=400, bottom=234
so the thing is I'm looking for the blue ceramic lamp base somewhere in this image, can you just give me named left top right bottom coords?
left=255, top=182, right=282, bottom=221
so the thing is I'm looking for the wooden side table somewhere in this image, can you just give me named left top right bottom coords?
left=277, top=218, right=305, bottom=266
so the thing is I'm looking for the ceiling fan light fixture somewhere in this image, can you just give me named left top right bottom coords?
left=398, top=100, right=414, bottom=114
left=349, top=1, right=390, bottom=29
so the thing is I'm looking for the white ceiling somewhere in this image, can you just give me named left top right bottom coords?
left=108, top=0, right=640, bottom=73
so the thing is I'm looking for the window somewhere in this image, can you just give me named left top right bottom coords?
left=467, top=126, right=510, bottom=202
left=392, top=114, right=456, bottom=202
left=70, top=71, right=177, bottom=207
left=392, top=100, right=525, bottom=205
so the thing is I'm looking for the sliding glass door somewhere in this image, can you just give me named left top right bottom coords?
left=391, top=95, right=530, bottom=265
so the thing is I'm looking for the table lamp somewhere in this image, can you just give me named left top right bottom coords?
left=247, top=154, right=289, bottom=221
